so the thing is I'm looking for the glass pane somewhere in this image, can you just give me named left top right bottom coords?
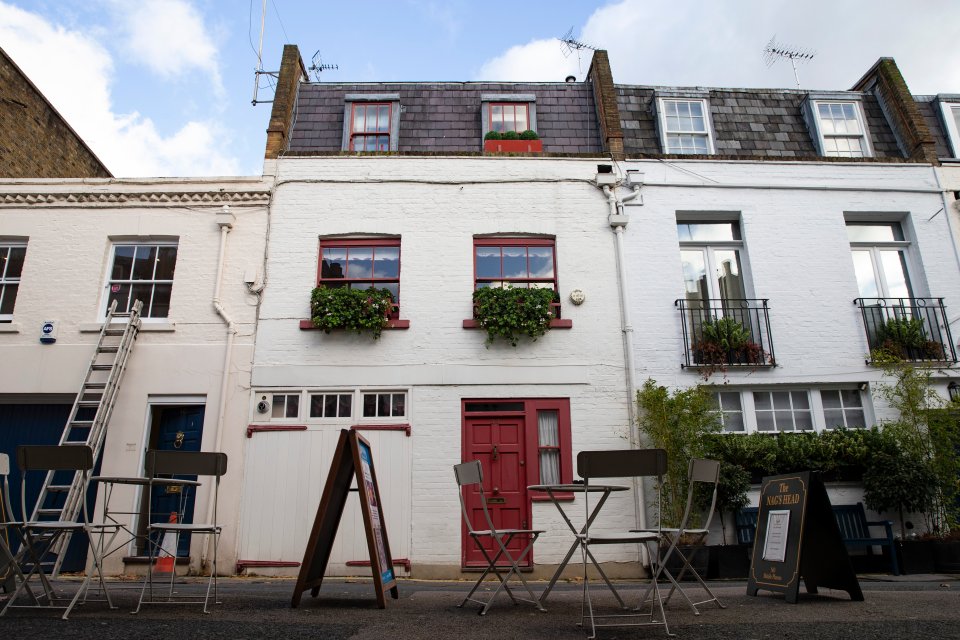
left=363, top=394, right=376, bottom=417
left=723, top=412, right=745, bottom=432
left=373, top=247, right=399, bottom=279
left=846, top=223, right=901, bottom=242
left=5, top=247, right=25, bottom=278
left=681, top=222, right=737, bottom=242
left=107, top=282, right=130, bottom=313
left=772, top=392, right=791, bottom=410
left=381, top=282, right=399, bottom=303
left=324, top=394, right=337, bottom=417
left=664, top=101, right=679, bottom=116
left=794, top=410, right=813, bottom=430
left=377, top=393, right=390, bottom=417
left=271, top=396, right=286, bottom=418
left=475, top=246, right=501, bottom=279
left=0, top=283, right=17, bottom=315
left=491, top=104, right=503, bottom=131
left=823, top=409, right=845, bottom=428
left=791, top=391, right=810, bottom=410
left=132, top=245, right=157, bottom=280
left=953, top=105, right=960, bottom=134
left=720, top=392, right=742, bottom=411
left=714, top=249, right=744, bottom=300
left=150, top=284, right=172, bottom=318
left=309, top=395, right=323, bottom=418
left=502, top=246, right=527, bottom=279
left=680, top=250, right=708, bottom=300
left=839, top=389, right=862, bottom=407
left=377, top=105, right=389, bottom=132
left=844, top=409, right=866, bottom=428
left=821, top=390, right=841, bottom=409
left=392, top=393, right=405, bottom=416
left=131, top=283, right=154, bottom=316
left=527, top=247, right=554, bottom=279
left=322, top=248, right=347, bottom=279
left=338, top=394, right=352, bottom=417
left=285, top=395, right=299, bottom=418
left=879, top=250, right=911, bottom=298
left=353, top=105, right=365, bottom=132
left=774, top=411, right=794, bottom=430
left=347, top=248, right=373, bottom=278
left=516, top=106, right=528, bottom=132
left=111, top=246, right=135, bottom=280
left=851, top=250, right=879, bottom=298
left=155, top=246, right=177, bottom=280
left=538, top=410, right=560, bottom=446
left=756, top=411, right=774, bottom=431
left=539, top=450, right=560, bottom=485
left=818, top=104, right=835, bottom=134
left=753, top=392, right=771, bottom=411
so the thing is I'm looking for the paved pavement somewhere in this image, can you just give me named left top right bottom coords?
left=1, top=573, right=958, bottom=639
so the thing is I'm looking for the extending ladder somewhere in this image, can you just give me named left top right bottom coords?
left=31, top=299, right=142, bottom=576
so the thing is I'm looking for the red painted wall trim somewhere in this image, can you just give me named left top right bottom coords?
left=346, top=558, right=411, bottom=572
left=462, top=318, right=572, bottom=329
left=299, top=319, right=410, bottom=330
left=246, top=424, right=308, bottom=438
left=350, top=423, right=411, bottom=437
left=236, top=560, right=302, bottom=572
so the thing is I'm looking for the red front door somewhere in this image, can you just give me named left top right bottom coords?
left=462, top=406, right=531, bottom=568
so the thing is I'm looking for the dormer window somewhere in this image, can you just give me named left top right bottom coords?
left=489, top=103, right=529, bottom=134
left=341, top=94, right=400, bottom=152
left=656, top=98, right=714, bottom=155
left=808, top=100, right=872, bottom=158
left=937, top=98, right=960, bottom=158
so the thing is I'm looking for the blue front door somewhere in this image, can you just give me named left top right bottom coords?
left=146, top=405, right=204, bottom=557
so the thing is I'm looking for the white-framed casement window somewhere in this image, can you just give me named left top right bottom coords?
left=657, top=98, right=714, bottom=155
left=811, top=101, right=872, bottom=158
left=103, top=241, right=178, bottom=319
left=847, top=221, right=913, bottom=300
left=710, top=388, right=869, bottom=433
left=254, top=389, right=409, bottom=422
left=678, top=220, right=748, bottom=307
left=309, top=392, right=353, bottom=419
left=0, top=242, right=26, bottom=322
left=341, top=94, right=401, bottom=152
left=480, top=94, right=537, bottom=145
left=937, top=99, right=960, bottom=158
left=362, top=391, right=406, bottom=419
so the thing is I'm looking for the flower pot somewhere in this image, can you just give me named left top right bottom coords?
left=932, top=540, right=960, bottom=573
left=707, top=544, right=751, bottom=579
left=483, top=139, right=543, bottom=153
left=896, top=539, right=936, bottom=575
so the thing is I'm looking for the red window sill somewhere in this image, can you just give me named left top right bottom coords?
left=299, top=319, right=410, bottom=330
left=462, top=319, right=572, bottom=329
left=531, top=492, right=574, bottom=502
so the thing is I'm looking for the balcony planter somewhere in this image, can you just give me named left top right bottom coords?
left=471, top=286, right=558, bottom=347
left=483, top=139, right=543, bottom=153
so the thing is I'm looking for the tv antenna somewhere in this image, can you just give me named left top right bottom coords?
left=763, top=36, right=816, bottom=89
left=559, top=27, right=597, bottom=78
left=308, top=50, right=338, bottom=81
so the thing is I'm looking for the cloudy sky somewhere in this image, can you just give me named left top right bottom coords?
left=3, top=0, right=959, bottom=178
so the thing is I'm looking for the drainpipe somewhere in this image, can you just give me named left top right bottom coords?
left=201, top=206, right=237, bottom=571
left=598, top=170, right=646, bottom=536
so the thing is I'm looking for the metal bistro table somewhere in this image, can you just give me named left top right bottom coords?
left=91, top=475, right=202, bottom=562
left=528, top=482, right=629, bottom=606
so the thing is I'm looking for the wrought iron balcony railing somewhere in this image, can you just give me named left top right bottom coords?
left=675, top=298, right=776, bottom=369
left=853, top=297, right=957, bottom=364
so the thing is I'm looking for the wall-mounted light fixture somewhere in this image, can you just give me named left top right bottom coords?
left=858, top=382, right=869, bottom=392
left=949, top=381, right=960, bottom=402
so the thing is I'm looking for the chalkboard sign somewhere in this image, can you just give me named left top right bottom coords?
left=746, top=471, right=862, bottom=603
left=291, top=429, right=399, bottom=608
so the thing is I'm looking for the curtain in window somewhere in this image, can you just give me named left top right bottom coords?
left=538, top=410, right=560, bottom=485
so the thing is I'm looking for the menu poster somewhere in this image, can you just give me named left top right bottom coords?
left=358, top=439, right=395, bottom=586
left=762, top=510, right=790, bottom=562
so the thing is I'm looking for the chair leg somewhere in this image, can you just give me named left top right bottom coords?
left=134, top=528, right=158, bottom=614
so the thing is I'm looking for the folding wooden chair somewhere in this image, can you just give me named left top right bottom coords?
left=637, top=458, right=726, bottom=615
left=134, top=450, right=227, bottom=615
left=0, top=445, right=119, bottom=619
left=577, top=448, right=673, bottom=638
left=454, top=460, right=545, bottom=615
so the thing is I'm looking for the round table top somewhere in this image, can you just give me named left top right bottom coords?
left=527, top=483, right=628, bottom=492
left=91, top=476, right=201, bottom=487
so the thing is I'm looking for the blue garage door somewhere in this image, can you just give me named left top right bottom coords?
left=0, top=402, right=98, bottom=573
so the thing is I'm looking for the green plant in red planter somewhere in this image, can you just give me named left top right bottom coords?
left=483, top=131, right=502, bottom=141
left=472, top=286, right=557, bottom=347
left=693, top=317, right=769, bottom=375
left=310, top=286, right=394, bottom=339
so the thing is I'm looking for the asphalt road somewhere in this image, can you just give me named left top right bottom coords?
left=1, top=575, right=957, bottom=639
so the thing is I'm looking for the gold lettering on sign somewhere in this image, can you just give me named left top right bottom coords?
left=762, top=565, right=782, bottom=582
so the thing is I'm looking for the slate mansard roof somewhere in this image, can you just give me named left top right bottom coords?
left=288, top=82, right=604, bottom=154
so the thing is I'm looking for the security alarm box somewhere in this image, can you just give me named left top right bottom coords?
left=40, top=320, right=58, bottom=344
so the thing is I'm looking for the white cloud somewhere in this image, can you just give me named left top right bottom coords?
left=476, top=0, right=960, bottom=93
left=0, top=2, right=240, bottom=177
left=109, top=0, right=223, bottom=92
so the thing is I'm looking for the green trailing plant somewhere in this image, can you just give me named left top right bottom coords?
left=636, top=379, right=721, bottom=528
left=519, top=129, right=539, bottom=140
left=483, top=131, right=502, bottom=141
left=692, top=317, right=769, bottom=374
left=472, top=286, right=557, bottom=347
left=873, top=316, right=944, bottom=361
left=310, top=286, right=394, bottom=339
left=700, top=317, right=750, bottom=352
left=501, top=130, right=520, bottom=140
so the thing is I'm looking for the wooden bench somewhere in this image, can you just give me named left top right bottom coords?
left=736, top=502, right=899, bottom=575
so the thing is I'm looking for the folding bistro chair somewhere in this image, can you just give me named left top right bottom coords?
left=134, top=450, right=227, bottom=615
left=0, top=445, right=119, bottom=619
left=577, top=448, right=674, bottom=638
left=637, top=458, right=725, bottom=615
left=454, top=460, right=546, bottom=615
left=0, top=453, right=28, bottom=596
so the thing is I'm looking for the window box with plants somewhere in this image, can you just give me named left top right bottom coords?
left=307, top=286, right=401, bottom=339
left=689, top=316, right=773, bottom=370
left=464, top=286, right=567, bottom=347
left=483, top=129, right=543, bottom=153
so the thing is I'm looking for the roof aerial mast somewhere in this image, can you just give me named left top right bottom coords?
left=763, top=36, right=816, bottom=89
left=559, top=27, right=597, bottom=77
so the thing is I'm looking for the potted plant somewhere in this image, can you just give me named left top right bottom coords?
left=483, top=129, right=543, bottom=153
left=310, top=286, right=394, bottom=339
left=872, top=316, right=944, bottom=361
left=692, top=317, right=769, bottom=371
left=472, top=286, right=558, bottom=347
